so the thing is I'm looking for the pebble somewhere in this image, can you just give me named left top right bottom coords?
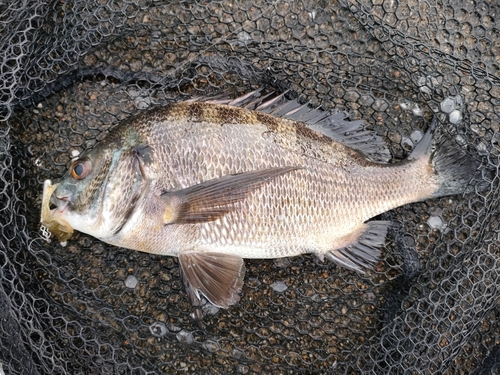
left=270, top=281, right=288, bottom=293
left=124, top=275, right=138, bottom=289
left=440, top=97, right=455, bottom=113
left=149, top=322, right=168, bottom=337
left=176, top=330, right=194, bottom=344
left=449, top=110, right=462, bottom=124
left=427, top=215, right=444, bottom=230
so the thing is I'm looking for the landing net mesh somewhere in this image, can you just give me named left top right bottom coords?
left=1, top=1, right=499, bottom=374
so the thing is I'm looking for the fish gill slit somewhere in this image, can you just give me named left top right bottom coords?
left=112, top=185, right=144, bottom=236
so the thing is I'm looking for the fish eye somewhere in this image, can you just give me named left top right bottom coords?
left=71, top=159, right=91, bottom=180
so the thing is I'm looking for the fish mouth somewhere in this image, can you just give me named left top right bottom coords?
left=49, top=192, right=70, bottom=215
left=41, top=180, right=75, bottom=244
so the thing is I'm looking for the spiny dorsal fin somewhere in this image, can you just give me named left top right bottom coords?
left=189, top=89, right=391, bottom=163
left=255, top=93, right=391, bottom=163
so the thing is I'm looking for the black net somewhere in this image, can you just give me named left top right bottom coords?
left=1, top=0, right=499, bottom=374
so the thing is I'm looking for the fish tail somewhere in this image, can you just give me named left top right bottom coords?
left=412, top=117, right=480, bottom=198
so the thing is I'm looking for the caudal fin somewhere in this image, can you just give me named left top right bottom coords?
left=411, top=117, right=480, bottom=199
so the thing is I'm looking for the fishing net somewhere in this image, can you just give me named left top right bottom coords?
left=1, top=0, right=499, bottom=373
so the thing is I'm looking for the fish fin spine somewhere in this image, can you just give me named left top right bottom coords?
left=322, top=220, right=391, bottom=272
left=178, top=252, right=245, bottom=308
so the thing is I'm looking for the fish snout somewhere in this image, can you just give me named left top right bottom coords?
left=50, top=191, right=72, bottom=212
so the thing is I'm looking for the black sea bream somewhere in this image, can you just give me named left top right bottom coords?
left=44, top=92, right=477, bottom=307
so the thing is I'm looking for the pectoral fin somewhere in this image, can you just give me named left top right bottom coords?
left=162, top=167, right=298, bottom=224
left=178, top=252, right=246, bottom=308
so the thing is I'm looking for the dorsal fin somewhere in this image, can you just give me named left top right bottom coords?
left=255, top=93, right=391, bottom=163
left=189, top=89, right=391, bottom=163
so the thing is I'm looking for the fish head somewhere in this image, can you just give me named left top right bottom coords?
left=49, top=130, right=145, bottom=241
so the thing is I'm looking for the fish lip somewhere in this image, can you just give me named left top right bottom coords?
left=50, top=193, right=70, bottom=215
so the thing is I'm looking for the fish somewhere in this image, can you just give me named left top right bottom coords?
left=42, top=90, right=478, bottom=308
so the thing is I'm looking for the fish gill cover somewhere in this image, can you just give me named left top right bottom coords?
left=0, top=0, right=499, bottom=374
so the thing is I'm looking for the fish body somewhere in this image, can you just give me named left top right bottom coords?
left=47, top=92, right=476, bottom=307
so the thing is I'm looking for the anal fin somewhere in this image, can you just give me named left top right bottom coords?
left=323, top=220, right=392, bottom=272
left=178, top=252, right=246, bottom=308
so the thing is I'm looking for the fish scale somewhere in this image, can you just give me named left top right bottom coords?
left=44, top=95, right=478, bottom=308
left=132, top=119, right=419, bottom=257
